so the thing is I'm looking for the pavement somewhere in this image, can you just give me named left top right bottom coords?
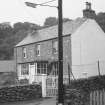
left=39, top=98, right=56, bottom=105
left=1, top=98, right=56, bottom=105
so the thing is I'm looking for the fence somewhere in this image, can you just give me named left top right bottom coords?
left=90, top=89, right=105, bottom=105
left=46, top=76, right=58, bottom=97
left=42, top=75, right=69, bottom=97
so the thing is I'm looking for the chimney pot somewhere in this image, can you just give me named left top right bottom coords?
left=86, top=2, right=91, bottom=10
left=83, top=2, right=96, bottom=19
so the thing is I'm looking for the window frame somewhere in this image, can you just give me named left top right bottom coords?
left=36, top=44, right=41, bottom=56
left=29, top=48, right=34, bottom=58
left=37, top=62, right=48, bottom=74
left=23, top=47, right=27, bottom=58
left=52, top=40, right=58, bottom=54
left=21, top=63, right=29, bottom=75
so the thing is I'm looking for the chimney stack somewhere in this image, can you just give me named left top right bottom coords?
left=86, top=2, right=91, bottom=10
left=83, top=2, right=96, bottom=19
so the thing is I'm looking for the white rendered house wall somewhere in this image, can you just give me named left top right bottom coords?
left=71, top=19, right=105, bottom=79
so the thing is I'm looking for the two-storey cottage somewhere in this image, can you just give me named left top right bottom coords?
left=14, top=18, right=76, bottom=83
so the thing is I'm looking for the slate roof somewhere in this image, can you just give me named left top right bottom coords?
left=0, top=60, right=15, bottom=72
left=16, top=18, right=87, bottom=47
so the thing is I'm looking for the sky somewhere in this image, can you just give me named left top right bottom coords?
left=0, top=0, right=105, bottom=26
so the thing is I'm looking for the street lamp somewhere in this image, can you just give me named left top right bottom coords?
left=25, top=1, right=57, bottom=8
left=25, top=0, right=64, bottom=105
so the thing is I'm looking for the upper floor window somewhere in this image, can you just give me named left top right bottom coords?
left=36, top=44, right=40, bottom=56
left=29, top=49, right=34, bottom=58
left=23, top=47, right=27, bottom=58
left=52, top=40, right=58, bottom=54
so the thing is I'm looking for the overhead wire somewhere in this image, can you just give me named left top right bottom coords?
left=39, top=0, right=56, bottom=5
left=17, top=0, right=39, bottom=23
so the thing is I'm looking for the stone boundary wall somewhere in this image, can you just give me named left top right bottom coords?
left=64, top=75, right=105, bottom=105
left=0, top=84, right=42, bottom=103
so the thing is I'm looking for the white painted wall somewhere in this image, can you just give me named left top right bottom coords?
left=29, top=63, right=36, bottom=84
left=71, top=19, right=105, bottom=79
left=29, top=63, right=42, bottom=84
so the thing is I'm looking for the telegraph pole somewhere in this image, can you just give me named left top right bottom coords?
left=58, top=0, right=64, bottom=104
left=25, top=0, right=64, bottom=104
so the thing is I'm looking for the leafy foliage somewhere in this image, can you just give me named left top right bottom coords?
left=44, top=17, right=58, bottom=26
left=96, top=12, right=105, bottom=32
left=0, top=22, right=41, bottom=60
left=43, top=17, right=71, bottom=27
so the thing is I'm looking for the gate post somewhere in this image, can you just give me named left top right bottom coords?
left=42, top=74, right=47, bottom=97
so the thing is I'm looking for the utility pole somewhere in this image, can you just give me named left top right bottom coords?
left=58, top=0, right=64, bottom=105
left=25, top=0, right=64, bottom=104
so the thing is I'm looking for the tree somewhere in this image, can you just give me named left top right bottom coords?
left=63, top=18, right=72, bottom=22
left=44, top=17, right=58, bottom=26
left=96, top=12, right=105, bottom=32
left=0, top=21, right=41, bottom=60
left=13, top=22, right=41, bottom=33
left=43, top=17, right=71, bottom=27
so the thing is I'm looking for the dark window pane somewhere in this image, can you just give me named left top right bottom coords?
left=37, top=68, right=40, bottom=73
left=37, top=63, right=40, bottom=68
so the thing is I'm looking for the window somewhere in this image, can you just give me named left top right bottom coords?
left=36, top=44, right=40, bottom=56
left=37, top=62, right=48, bottom=74
left=52, top=40, right=58, bottom=54
left=49, top=62, right=58, bottom=76
left=21, top=64, right=29, bottom=75
left=29, top=49, right=34, bottom=58
left=23, top=47, right=27, bottom=58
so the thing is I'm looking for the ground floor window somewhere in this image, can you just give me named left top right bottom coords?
left=21, top=63, right=29, bottom=75
left=19, top=61, right=58, bottom=76
left=48, top=61, right=58, bottom=76
left=37, top=62, right=48, bottom=74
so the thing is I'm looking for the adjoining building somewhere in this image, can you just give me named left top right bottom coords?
left=0, top=60, right=16, bottom=86
left=14, top=2, right=105, bottom=83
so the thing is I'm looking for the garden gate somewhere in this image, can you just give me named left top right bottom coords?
left=42, top=75, right=69, bottom=97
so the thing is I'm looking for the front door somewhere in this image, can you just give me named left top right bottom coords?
left=29, top=63, right=37, bottom=84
